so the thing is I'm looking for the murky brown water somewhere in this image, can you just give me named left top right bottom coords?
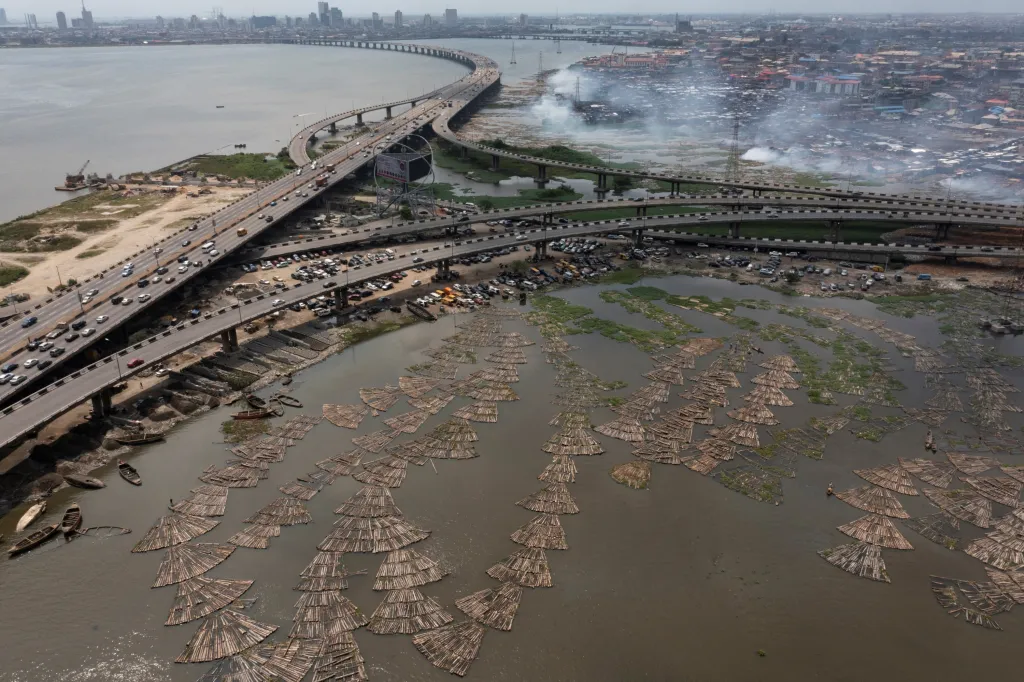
left=1, top=276, right=1021, bottom=681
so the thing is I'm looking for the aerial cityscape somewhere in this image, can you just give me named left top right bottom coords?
left=1, top=7, right=1024, bottom=682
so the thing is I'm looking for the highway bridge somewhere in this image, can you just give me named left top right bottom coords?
left=0, top=39, right=1021, bottom=450
left=2, top=205, right=1023, bottom=450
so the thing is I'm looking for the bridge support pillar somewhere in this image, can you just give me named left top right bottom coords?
left=636, top=205, right=647, bottom=217
left=538, top=240, right=548, bottom=259
left=335, top=287, right=349, bottom=308
left=356, top=113, right=363, bottom=125
left=385, top=106, right=392, bottom=120
left=633, top=229, right=645, bottom=248
left=491, top=155, right=500, bottom=171
left=535, top=164, right=548, bottom=186
left=670, top=181, right=679, bottom=196
left=91, top=393, right=105, bottom=417
left=944, top=254, right=958, bottom=265
left=729, top=222, right=740, bottom=238
left=828, top=220, right=841, bottom=243
left=460, top=146, right=469, bottom=159
left=220, top=328, right=239, bottom=353
left=329, top=121, right=337, bottom=134
left=935, top=223, right=953, bottom=239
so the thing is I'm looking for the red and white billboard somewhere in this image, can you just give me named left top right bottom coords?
left=375, top=155, right=410, bottom=182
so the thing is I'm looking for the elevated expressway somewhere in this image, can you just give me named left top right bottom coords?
left=2, top=205, right=1023, bottom=450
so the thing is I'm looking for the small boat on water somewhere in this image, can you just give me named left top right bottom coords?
left=281, top=375, right=293, bottom=386
left=246, top=394, right=268, bottom=409
left=274, top=394, right=303, bottom=408
left=118, top=461, right=142, bottom=486
left=233, top=409, right=274, bottom=420
left=16, top=501, right=46, bottom=532
left=8, top=523, right=60, bottom=556
left=64, top=473, right=106, bottom=489
left=115, top=433, right=164, bottom=446
left=60, top=503, right=82, bottom=536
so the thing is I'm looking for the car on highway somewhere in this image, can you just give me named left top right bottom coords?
left=37, top=359, right=52, bottom=371
left=258, top=214, right=265, bottom=220
left=81, top=328, right=95, bottom=337
left=71, top=319, right=87, bottom=330
left=10, top=375, right=26, bottom=386
left=127, top=358, right=145, bottom=369
left=182, top=240, right=191, bottom=247
left=1, top=363, right=17, bottom=374
left=270, top=201, right=277, bottom=207
left=21, top=316, right=38, bottom=328
left=178, top=265, right=189, bottom=273
left=64, top=332, right=79, bottom=342
left=209, top=249, right=219, bottom=257
left=323, top=281, right=335, bottom=288
left=49, top=347, right=65, bottom=358
left=138, top=294, right=151, bottom=303
left=189, top=224, right=199, bottom=231
left=23, top=358, right=39, bottom=368
left=156, top=266, right=169, bottom=275
left=137, top=279, right=150, bottom=288
left=46, top=329, right=63, bottom=340
left=96, top=315, right=109, bottom=323
left=121, top=269, right=133, bottom=277
left=273, top=299, right=285, bottom=306
left=165, top=276, right=176, bottom=283
left=121, top=297, right=134, bottom=305
left=0, top=373, right=12, bottom=384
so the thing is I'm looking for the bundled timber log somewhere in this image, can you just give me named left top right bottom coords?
left=683, top=454, right=721, bottom=475
left=353, top=456, right=408, bottom=488
left=319, top=515, right=430, bottom=553
left=494, top=332, right=534, bottom=348
left=898, top=457, right=955, bottom=489
left=929, top=576, right=1002, bottom=630
left=948, top=453, right=1001, bottom=475
left=228, top=524, right=280, bottom=550
left=924, top=488, right=993, bottom=528
left=542, top=428, right=604, bottom=456
left=169, top=485, right=229, bottom=518
left=455, top=582, right=523, bottom=631
left=382, top=440, right=429, bottom=466
left=408, top=393, right=454, bottom=415
left=335, top=486, right=402, bottom=518
left=818, top=542, right=890, bottom=583
left=965, top=536, right=1024, bottom=570
left=486, top=348, right=527, bottom=365
left=548, top=411, right=592, bottom=428
left=957, top=579, right=1015, bottom=616
left=460, top=379, right=519, bottom=402
left=985, top=567, right=1024, bottom=604
left=516, top=483, right=580, bottom=515
left=359, top=386, right=402, bottom=412
left=383, top=410, right=430, bottom=434
left=417, top=439, right=478, bottom=460
left=612, top=399, right=659, bottom=422
left=311, top=632, right=367, bottom=682
left=630, top=381, right=672, bottom=404
left=692, top=368, right=741, bottom=390
left=671, top=402, right=714, bottom=425
left=399, top=376, right=442, bottom=398
left=760, top=355, right=800, bottom=373
left=837, top=514, right=914, bottom=550
left=644, top=364, right=685, bottom=386
left=1001, top=465, right=1024, bottom=485
left=374, top=548, right=446, bottom=591
left=538, top=455, right=578, bottom=484
left=452, top=401, right=499, bottom=423
left=199, top=464, right=260, bottom=488
left=175, top=609, right=277, bottom=663
left=809, top=413, right=849, bottom=435
left=425, top=418, right=479, bottom=443
left=709, top=422, right=760, bottom=447
left=853, top=464, right=919, bottom=496
left=279, top=481, right=321, bottom=501
left=835, top=485, right=910, bottom=519
left=133, top=514, right=219, bottom=553
left=351, top=429, right=400, bottom=454
left=245, top=498, right=312, bottom=526
left=486, top=547, right=553, bottom=588
left=292, top=591, right=368, bottom=632
left=510, top=513, right=568, bottom=551
left=316, top=451, right=363, bottom=477
left=412, top=619, right=486, bottom=677
left=477, top=364, right=520, bottom=384
left=594, top=416, right=645, bottom=443
left=645, top=420, right=693, bottom=446
left=367, top=588, right=454, bottom=635
left=961, top=476, right=1023, bottom=508
left=649, top=350, right=696, bottom=369
left=409, top=359, right=459, bottom=380
left=296, top=552, right=355, bottom=592
left=610, top=461, right=651, bottom=490
left=750, top=370, right=800, bottom=390
left=727, top=403, right=779, bottom=426
left=903, top=513, right=960, bottom=549
left=152, top=543, right=235, bottom=588
left=259, top=638, right=322, bottom=682
left=694, top=438, right=736, bottom=462
left=165, top=577, right=254, bottom=626
left=633, top=438, right=684, bottom=465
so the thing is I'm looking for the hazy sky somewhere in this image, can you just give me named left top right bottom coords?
left=6, top=0, right=1021, bottom=20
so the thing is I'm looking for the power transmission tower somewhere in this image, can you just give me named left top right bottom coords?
left=510, top=41, right=516, bottom=64
left=724, top=115, right=741, bottom=185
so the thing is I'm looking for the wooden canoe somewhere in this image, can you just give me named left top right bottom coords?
left=245, top=394, right=268, bottom=409
left=115, top=433, right=164, bottom=446
left=15, top=501, right=46, bottom=533
left=64, top=473, right=106, bottom=489
left=8, top=523, right=60, bottom=556
left=232, top=409, right=273, bottom=420
left=60, top=504, right=82, bottom=536
left=118, top=461, right=142, bottom=486
left=274, top=394, right=302, bottom=408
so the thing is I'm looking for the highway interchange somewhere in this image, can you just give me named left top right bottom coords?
left=0, top=39, right=1021, bottom=451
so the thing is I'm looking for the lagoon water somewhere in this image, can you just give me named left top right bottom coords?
left=0, top=274, right=1021, bottom=681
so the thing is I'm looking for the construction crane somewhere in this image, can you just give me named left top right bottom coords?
left=65, top=160, right=90, bottom=188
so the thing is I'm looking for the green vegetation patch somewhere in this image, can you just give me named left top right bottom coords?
left=188, top=153, right=296, bottom=181
left=0, top=264, right=29, bottom=286
left=76, top=249, right=106, bottom=260
left=74, top=219, right=119, bottom=233
left=530, top=295, right=593, bottom=322
left=432, top=182, right=582, bottom=209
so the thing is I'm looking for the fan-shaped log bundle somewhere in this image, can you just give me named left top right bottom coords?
left=373, top=548, right=447, bottom=591
left=412, top=620, right=487, bottom=677
left=455, top=582, right=523, bottom=631
left=486, top=547, right=553, bottom=587
left=516, top=483, right=580, bottom=515
left=318, top=515, right=430, bottom=553
left=175, top=609, right=278, bottom=663
left=610, top=460, right=651, bottom=489
left=510, top=514, right=568, bottom=550
left=133, top=514, right=219, bottom=553
left=367, top=588, right=454, bottom=635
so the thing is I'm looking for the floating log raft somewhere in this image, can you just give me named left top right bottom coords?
left=418, top=439, right=478, bottom=460
left=462, top=379, right=519, bottom=402
left=1002, top=465, right=1024, bottom=485
left=643, top=364, right=685, bottom=386
left=683, top=454, right=722, bottom=476
left=947, top=453, right=1001, bottom=475
left=649, top=350, right=696, bottom=369
left=412, top=619, right=486, bottom=677
left=924, top=489, right=992, bottom=528
left=165, top=576, right=254, bottom=626
left=175, top=609, right=278, bottom=663
left=818, top=542, right=890, bottom=583
left=516, top=483, right=579, bottom=515
left=542, top=338, right=577, bottom=354
left=629, top=382, right=673, bottom=405
left=853, top=464, right=919, bottom=496
left=964, top=536, right=1024, bottom=570
left=478, top=364, right=520, bottom=384
left=195, top=655, right=268, bottom=682
left=693, top=438, right=737, bottom=462
left=408, top=393, right=455, bottom=415
left=456, top=582, right=523, bottom=632
left=316, top=451, right=363, bottom=477
left=351, top=429, right=400, bottom=454
left=957, top=579, right=1015, bottom=616
left=408, top=359, right=459, bottom=380
left=133, top=514, right=219, bottom=553
left=228, top=524, right=280, bottom=550
left=612, top=399, right=659, bottom=422
left=666, top=403, right=714, bottom=427
left=548, top=411, right=592, bottom=428
left=679, top=382, right=729, bottom=407
left=199, top=464, right=260, bottom=488
left=926, top=388, right=963, bottom=413
left=245, top=498, right=312, bottom=526
left=495, top=332, right=534, bottom=348
left=358, top=386, right=401, bottom=412
left=594, top=416, right=645, bottom=443
left=367, top=588, right=454, bottom=635
left=727, top=403, right=780, bottom=426
left=898, top=457, right=955, bottom=489
left=961, top=476, right=1023, bottom=508
left=610, top=461, right=651, bottom=490
left=542, top=428, right=604, bottom=456
left=633, top=438, right=684, bottom=465
left=986, top=567, right=1024, bottom=604
left=750, top=370, right=800, bottom=390
left=487, top=547, right=553, bottom=588
left=292, top=591, right=369, bottom=634
left=353, top=456, right=408, bottom=488
left=902, top=407, right=950, bottom=428
left=152, top=543, right=235, bottom=588
left=311, top=632, right=367, bottom=682
left=510, top=514, right=568, bottom=551
left=835, top=486, right=910, bottom=519
left=645, top=419, right=694, bottom=445
left=374, top=548, right=446, bottom=591
left=552, top=387, right=603, bottom=410
left=384, top=410, right=430, bottom=434
left=692, top=368, right=741, bottom=390
left=319, top=515, right=430, bottom=553
left=425, top=418, right=479, bottom=443
left=259, top=637, right=322, bottom=682
left=169, top=485, right=229, bottom=518
left=759, top=355, right=800, bottom=373
left=809, top=413, right=849, bottom=435
left=296, top=552, right=355, bottom=592
left=452, top=401, right=499, bottom=423
left=539, top=455, right=578, bottom=484
left=279, top=481, right=322, bottom=501
left=486, top=348, right=527, bottom=365
left=399, top=376, right=443, bottom=398
left=837, top=514, right=914, bottom=550
left=381, top=441, right=429, bottom=466
left=703, top=424, right=754, bottom=452
left=903, top=513, right=960, bottom=549
left=929, top=576, right=1002, bottom=630
left=336, top=486, right=402, bottom=519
